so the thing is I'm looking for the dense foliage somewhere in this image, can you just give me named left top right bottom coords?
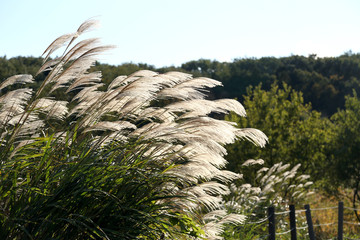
left=176, top=54, right=360, bottom=117
left=225, top=83, right=332, bottom=183
left=329, top=92, right=360, bottom=215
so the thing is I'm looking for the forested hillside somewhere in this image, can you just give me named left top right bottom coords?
left=3, top=53, right=360, bottom=116
left=175, top=53, right=360, bottom=116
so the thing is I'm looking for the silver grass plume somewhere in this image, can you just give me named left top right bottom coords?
left=226, top=161, right=313, bottom=226
left=0, top=19, right=268, bottom=239
left=0, top=20, right=115, bottom=148
left=0, top=75, right=34, bottom=91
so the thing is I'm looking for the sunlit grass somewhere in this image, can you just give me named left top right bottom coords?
left=0, top=19, right=269, bottom=239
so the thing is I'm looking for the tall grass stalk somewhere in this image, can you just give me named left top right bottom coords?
left=0, top=19, right=267, bottom=239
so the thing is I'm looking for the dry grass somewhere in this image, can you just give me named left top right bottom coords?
left=306, top=189, right=360, bottom=239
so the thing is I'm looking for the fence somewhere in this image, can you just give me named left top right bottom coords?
left=254, top=202, right=360, bottom=240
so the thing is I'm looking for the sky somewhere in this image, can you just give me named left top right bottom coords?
left=1, top=0, right=360, bottom=68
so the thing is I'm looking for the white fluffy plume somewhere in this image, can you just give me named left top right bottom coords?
left=0, top=75, right=34, bottom=91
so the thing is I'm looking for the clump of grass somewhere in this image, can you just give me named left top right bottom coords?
left=223, top=161, right=313, bottom=239
left=0, top=136, right=186, bottom=239
left=0, top=19, right=267, bottom=239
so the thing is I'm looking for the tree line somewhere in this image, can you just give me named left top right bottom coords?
left=3, top=53, right=360, bottom=117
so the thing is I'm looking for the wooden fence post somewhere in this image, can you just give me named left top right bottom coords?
left=305, top=204, right=315, bottom=240
left=268, top=206, right=276, bottom=240
left=289, top=205, right=297, bottom=240
left=338, top=201, right=344, bottom=240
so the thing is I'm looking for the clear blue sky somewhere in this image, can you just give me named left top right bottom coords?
left=1, top=0, right=360, bottom=67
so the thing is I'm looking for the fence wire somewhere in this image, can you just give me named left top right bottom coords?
left=344, top=206, right=360, bottom=211
left=344, top=221, right=360, bottom=226
left=313, top=222, right=337, bottom=227
left=295, top=209, right=307, bottom=213
left=246, top=216, right=270, bottom=225
left=274, top=210, right=291, bottom=216
left=310, top=206, right=338, bottom=211
left=275, top=228, right=294, bottom=236
left=296, top=225, right=308, bottom=230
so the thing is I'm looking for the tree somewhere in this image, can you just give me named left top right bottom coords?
left=330, top=91, right=360, bottom=217
left=225, top=82, right=332, bottom=183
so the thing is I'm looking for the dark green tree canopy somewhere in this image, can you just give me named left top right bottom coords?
left=330, top=91, right=360, bottom=186
left=225, top=83, right=332, bottom=183
left=3, top=54, right=360, bottom=116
